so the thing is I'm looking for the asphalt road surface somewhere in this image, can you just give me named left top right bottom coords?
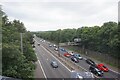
left=34, top=36, right=120, bottom=79
left=34, top=39, right=71, bottom=78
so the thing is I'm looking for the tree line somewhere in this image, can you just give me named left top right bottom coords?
left=35, top=22, right=120, bottom=59
left=1, top=9, right=37, bottom=79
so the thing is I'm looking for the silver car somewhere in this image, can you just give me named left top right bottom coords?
left=51, top=61, right=58, bottom=68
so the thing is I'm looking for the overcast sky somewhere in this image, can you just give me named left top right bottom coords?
left=0, top=0, right=119, bottom=31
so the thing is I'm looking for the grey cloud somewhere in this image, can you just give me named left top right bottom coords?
left=1, top=0, right=118, bottom=31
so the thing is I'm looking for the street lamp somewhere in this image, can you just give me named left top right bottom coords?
left=58, top=29, right=61, bottom=57
left=20, top=33, right=24, bottom=54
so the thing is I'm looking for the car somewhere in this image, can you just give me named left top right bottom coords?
left=68, top=51, right=74, bottom=56
left=97, top=63, right=109, bottom=72
left=71, top=56, right=79, bottom=63
left=60, top=48, right=67, bottom=52
left=64, top=52, right=71, bottom=58
left=54, top=47, right=58, bottom=51
left=74, top=54, right=83, bottom=60
left=32, top=41, right=35, bottom=44
left=43, top=40, right=45, bottom=42
left=76, top=73, right=83, bottom=79
left=38, top=43, right=40, bottom=46
left=86, top=59, right=96, bottom=66
left=76, top=72, right=94, bottom=79
left=89, top=66, right=103, bottom=77
left=53, top=44, right=56, bottom=47
left=51, top=61, right=58, bottom=68
left=33, top=45, right=35, bottom=48
left=49, top=44, right=52, bottom=47
left=71, top=71, right=94, bottom=79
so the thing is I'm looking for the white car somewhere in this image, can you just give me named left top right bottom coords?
left=68, top=51, right=74, bottom=56
left=74, top=54, right=83, bottom=60
left=71, top=71, right=94, bottom=79
left=53, top=44, right=56, bottom=47
left=54, top=47, right=58, bottom=51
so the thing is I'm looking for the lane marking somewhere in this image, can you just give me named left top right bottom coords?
left=35, top=38, right=99, bottom=78
left=38, top=60, right=47, bottom=79
left=65, top=47, right=120, bottom=75
left=41, top=41, right=99, bottom=78
left=109, top=69, right=120, bottom=75
left=41, top=45, right=72, bottom=72
left=83, top=56, right=120, bottom=75
left=35, top=51, right=47, bottom=79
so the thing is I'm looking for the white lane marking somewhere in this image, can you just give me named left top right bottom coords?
left=41, top=45, right=72, bottom=72
left=35, top=52, right=47, bottom=79
left=38, top=60, right=47, bottom=79
left=34, top=38, right=99, bottom=78
left=109, top=69, right=120, bottom=74
left=59, top=44, right=120, bottom=75
left=41, top=42, right=99, bottom=78
left=83, top=57, right=120, bottom=75
left=47, top=58, right=48, bottom=60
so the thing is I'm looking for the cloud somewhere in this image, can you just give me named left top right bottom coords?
left=1, top=0, right=118, bottom=31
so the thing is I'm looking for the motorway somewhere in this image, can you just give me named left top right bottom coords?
left=34, top=36, right=120, bottom=79
left=34, top=38, right=71, bottom=78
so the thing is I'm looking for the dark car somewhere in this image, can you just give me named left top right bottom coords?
left=71, top=56, right=79, bottom=63
left=89, top=66, right=103, bottom=77
left=38, top=43, right=40, bottom=46
left=86, top=59, right=96, bottom=66
left=33, top=45, right=35, bottom=48
left=51, top=61, right=58, bottom=68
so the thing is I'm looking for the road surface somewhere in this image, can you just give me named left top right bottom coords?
left=34, top=36, right=120, bottom=79
left=34, top=39, right=71, bottom=78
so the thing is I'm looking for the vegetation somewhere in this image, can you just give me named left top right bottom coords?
left=36, top=22, right=120, bottom=59
left=1, top=9, right=37, bottom=79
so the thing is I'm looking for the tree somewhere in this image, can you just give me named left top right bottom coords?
left=2, top=12, right=37, bottom=79
left=35, top=21, right=119, bottom=58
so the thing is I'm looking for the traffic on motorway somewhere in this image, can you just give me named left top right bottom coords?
left=47, top=43, right=109, bottom=77
left=33, top=37, right=120, bottom=79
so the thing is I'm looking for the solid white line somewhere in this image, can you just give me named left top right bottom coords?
left=60, top=44, right=120, bottom=76
left=34, top=38, right=99, bottom=78
left=35, top=52, right=47, bottom=79
left=109, top=69, right=120, bottom=74
left=41, top=45, right=72, bottom=72
left=38, top=60, right=47, bottom=78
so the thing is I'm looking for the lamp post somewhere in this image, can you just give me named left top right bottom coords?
left=20, top=33, right=23, bottom=54
left=58, top=29, right=61, bottom=57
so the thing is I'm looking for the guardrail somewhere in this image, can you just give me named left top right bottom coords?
left=42, top=44, right=99, bottom=78
left=43, top=43, right=89, bottom=71
left=45, top=46, right=74, bottom=71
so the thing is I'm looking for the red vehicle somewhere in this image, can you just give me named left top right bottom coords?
left=64, top=52, right=71, bottom=57
left=97, top=63, right=109, bottom=72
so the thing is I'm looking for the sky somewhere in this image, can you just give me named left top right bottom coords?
left=0, top=0, right=119, bottom=31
